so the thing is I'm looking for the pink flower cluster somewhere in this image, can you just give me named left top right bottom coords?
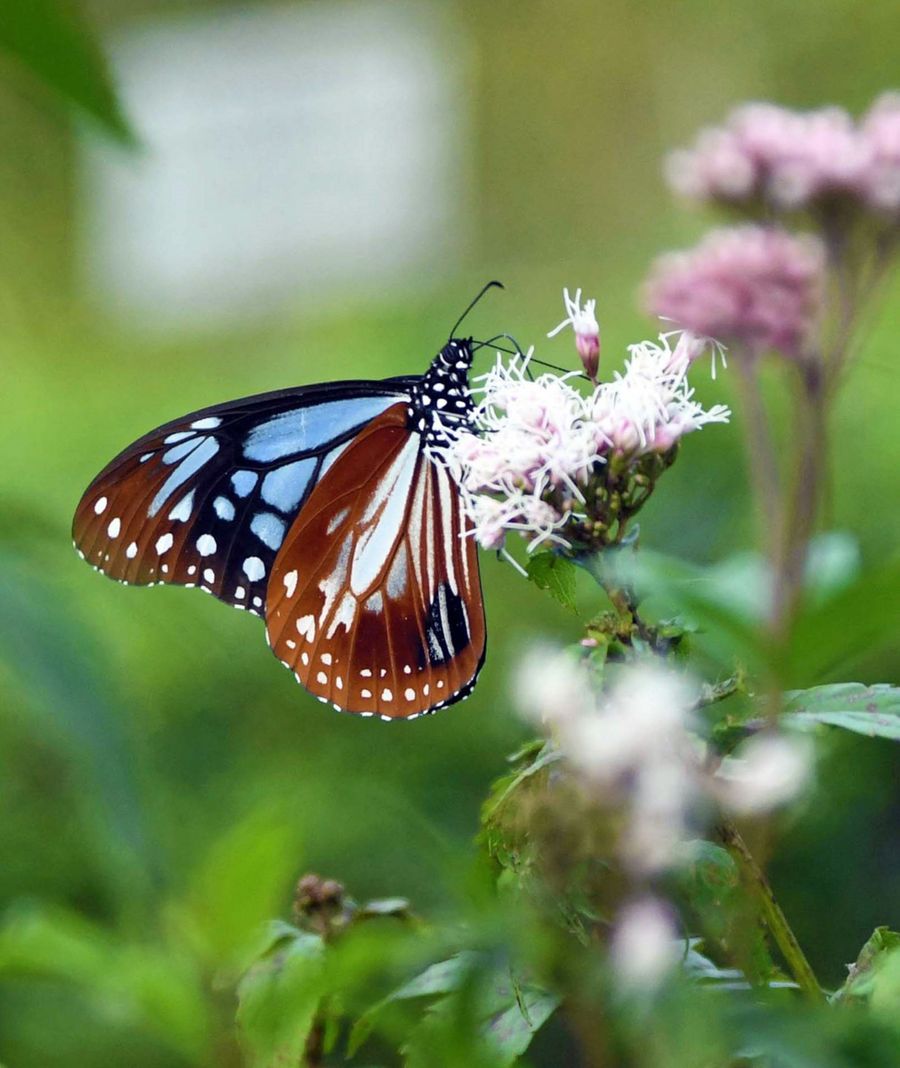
left=432, top=297, right=730, bottom=554
left=666, top=94, right=900, bottom=216
left=644, top=226, right=825, bottom=357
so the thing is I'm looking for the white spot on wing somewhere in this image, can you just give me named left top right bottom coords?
left=155, top=532, right=174, bottom=554
left=196, top=534, right=217, bottom=556
left=283, top=570, right=298, bottom=598
left=250, top=511, right=286, bottom=550
left=94, top=496, right=108, bottom=515
left=126, top=541, right=138, bottom=559
left=191, top=417, right=222, bottom=430
left=107, top=517, right=121, bottom=538
left=213, top=496, right=235, bottom=521
left=242, top=556, right=265, bottom=582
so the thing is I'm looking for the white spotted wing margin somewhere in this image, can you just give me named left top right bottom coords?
left=266, top=402, right=486, bottom=720
left=72, top=382, right=412, bottom=614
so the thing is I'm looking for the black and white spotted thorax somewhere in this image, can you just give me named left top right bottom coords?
left=407, top=338, right=476, bottom=448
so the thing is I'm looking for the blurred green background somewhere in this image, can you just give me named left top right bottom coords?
left=1, top=1, right=898, bottom=1065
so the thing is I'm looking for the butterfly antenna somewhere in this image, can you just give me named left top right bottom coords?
left=449, top=280, right=504, bottom=340
left=472, top=336, right=587, bottom=380
left=473, top=331, right=526, bottom=356
left=529, top=356, right=584, bottom=376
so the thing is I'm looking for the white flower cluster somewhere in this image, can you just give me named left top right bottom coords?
left=432, top=297, right=730, bottom=553
left=517, top=653, right=813, bottom=878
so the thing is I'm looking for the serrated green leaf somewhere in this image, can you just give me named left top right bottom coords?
left=0, top=0, right=134, bottom=143
left=781, top=684, right=900, bottom=741
left=526, top=552, right=578, bottom=610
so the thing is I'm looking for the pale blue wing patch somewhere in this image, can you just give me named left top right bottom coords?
left=243, top=395, right=401, bottom=462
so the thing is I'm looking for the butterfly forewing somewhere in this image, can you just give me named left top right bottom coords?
left=73, top=385, right=411, bottom=614
left=266, top=403, right=486, bottom=719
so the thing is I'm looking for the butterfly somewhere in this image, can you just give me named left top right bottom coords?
left=71, top=295, right=501, bottom=721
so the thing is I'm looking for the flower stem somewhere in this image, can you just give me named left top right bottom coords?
left=771, top=359, right=827, bottom=645
left=716, top=819, right=823, bottom=1001
left=732, top=355, right=784, bottom=568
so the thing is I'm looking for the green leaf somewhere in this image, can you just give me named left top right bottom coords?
left=0, top=903, right=209, bottom=1059
left=183, top=804, right=303, bottom=968
left=481, top=742, right=563, bottom=826
left=399, top=961, right=560, bottom=1068
left=236, top=929, right=325, bottom=1067
left=526, top=552, right=578, bottom=611
left=348, top=952, right=479, bottom=1055
left=781, top=684, right=900, bottom=741
left=832, top=927, right=900, bottom=1004
left=480, top=989, right=560, bottom=1066
left=0, top=0, right=134, bottom=143
left=358, top=897, right=414, bottom=920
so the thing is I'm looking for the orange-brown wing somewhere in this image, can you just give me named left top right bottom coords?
left=265, top=403, right=485, bottom=720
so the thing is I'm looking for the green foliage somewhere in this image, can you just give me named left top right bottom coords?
left=235, top=925, right=324, bottom=1067
left=0, top=0, right=133, bottom=142
left=2, top=3, right=899, bottom=1065
left=782, top=684, right=900, bottom=741
left=832, top=928, right=900, bottom=1007
left=525, top=552, right=578, bottom=611
left=0, top=903, right=210, bottom=1062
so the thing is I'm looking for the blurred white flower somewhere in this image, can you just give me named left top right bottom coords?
left=611, top=896, right=680, bottom=991
left=515, top=647, right=595, bottom=728
left=516, top=655, right=702, bottom=877
left=562, top=661, right=697, bottom=780
left=715, top=733, right=814, bottom=815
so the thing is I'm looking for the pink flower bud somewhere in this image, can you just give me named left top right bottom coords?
left=575, top=330, right=601, bottom=383
left=548, top=288, right=602, bottom=382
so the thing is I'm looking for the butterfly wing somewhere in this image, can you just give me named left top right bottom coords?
left=73, top=381, right=414, bottom=615
left=266, top=403, right=485, bottom=719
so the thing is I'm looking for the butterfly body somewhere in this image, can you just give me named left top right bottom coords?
left=73, top=339, right=485, bottom=720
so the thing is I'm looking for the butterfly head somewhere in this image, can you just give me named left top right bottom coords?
left=408, top=338, right=476, bottom=447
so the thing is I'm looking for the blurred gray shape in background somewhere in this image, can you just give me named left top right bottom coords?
left=79, top=2, right=469, bottom=328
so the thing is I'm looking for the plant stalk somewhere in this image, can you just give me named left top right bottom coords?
left=717, top=819, right=823, bottom=1001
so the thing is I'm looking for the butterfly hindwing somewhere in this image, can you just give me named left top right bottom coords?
left=266, top=402, right=486, bottom=719
left=73, top=383, right=412, bottom=614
